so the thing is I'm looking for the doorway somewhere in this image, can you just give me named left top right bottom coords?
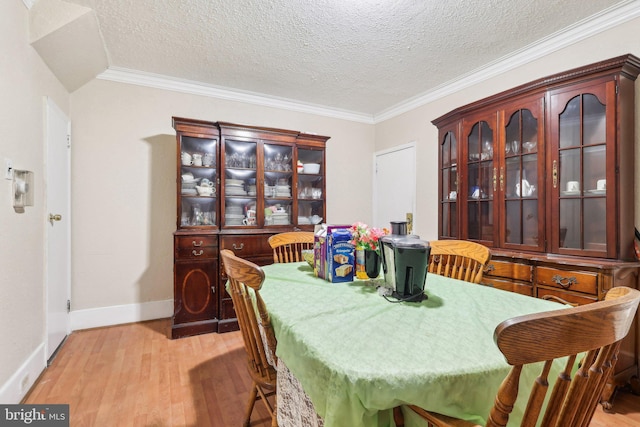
left=45, top=97, right=71, bottom=362
left=373, top=143, right=416, bottom=232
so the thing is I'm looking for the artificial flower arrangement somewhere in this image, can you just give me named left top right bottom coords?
left=349, top=222, right=390, bottom=253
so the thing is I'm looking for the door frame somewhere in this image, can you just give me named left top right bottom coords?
left=372, top=142, right=417, bottom=231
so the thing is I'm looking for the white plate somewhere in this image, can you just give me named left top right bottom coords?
left=586, top=189, right=606, bottom=195
left=561, top=190, right=580, bottom=196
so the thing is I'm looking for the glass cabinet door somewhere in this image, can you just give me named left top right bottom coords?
left=501, top=100, right=543, bottom=251
left=263, top=143, right=294, bottom=227
left=297, top=148, right=324, bottom=227
left=550, top=82, right=613, bottom=257
left=464, top=116, right=495, bottom=243
left=179, top=135, right=218, bottom=229
left=439, top=129, right=458, bottom=238
left=221, top=139, right=258, bottom=227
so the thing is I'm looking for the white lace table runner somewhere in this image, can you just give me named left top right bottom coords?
left=277, top=358, right=324, bottom=427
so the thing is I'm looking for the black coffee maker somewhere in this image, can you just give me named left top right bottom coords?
left=380, top=221, right=431, bottom=302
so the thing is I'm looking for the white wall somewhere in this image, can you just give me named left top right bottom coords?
left=375, top=15, right=640, bottom=241
left=69, top=80, right=374, bottom=311
left=0, top=0, right=69, bottom=401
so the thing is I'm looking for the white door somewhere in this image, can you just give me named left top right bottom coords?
left=373, top=143, right=416, bottom=232
left=45, top=97, right=71, bottom=361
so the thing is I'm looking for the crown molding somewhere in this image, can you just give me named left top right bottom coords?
left=97, top=68, right=375, bottom=124
left=373, top=0, right=640, bottom=123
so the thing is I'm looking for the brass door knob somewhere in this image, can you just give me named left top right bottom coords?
left=49, top=213, right=62, bottom=225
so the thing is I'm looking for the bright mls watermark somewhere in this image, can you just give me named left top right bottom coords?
left=0, top=405, right=68, bottom=426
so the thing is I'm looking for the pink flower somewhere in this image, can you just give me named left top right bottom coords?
left=348, top=223, right=389, bottom=252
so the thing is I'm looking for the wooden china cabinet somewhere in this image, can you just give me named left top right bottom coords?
left=434, top=55, right=640, bottom=404
left=172, top=118, right=329, bottom=338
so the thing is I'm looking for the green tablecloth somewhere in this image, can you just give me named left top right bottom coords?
left=260, top=262, right=567, bottom=427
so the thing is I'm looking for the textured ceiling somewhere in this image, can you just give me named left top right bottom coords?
left=64, top=0, right=627, bottom=116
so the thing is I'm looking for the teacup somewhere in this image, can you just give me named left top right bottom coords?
left=247, top=209, right=256, bottom=218
left=243, top=217, right=256, bottom=226
left=200, top=178, right=213, bottom=187
left=449, top=191, right=457, bottom=200
left=597, top=179, right=606, bottom=191
left=192, top=153, right=203, bottom=166
left=567, top=181, right=580, bottom=192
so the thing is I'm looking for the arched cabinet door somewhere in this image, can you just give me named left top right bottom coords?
left=437, top=122, right=460, bottom=240
left=461, top=109, right=498, bottom=246
left=498, top=95, right=545, bottom=252
left=548, top=79, right=616, bottom=259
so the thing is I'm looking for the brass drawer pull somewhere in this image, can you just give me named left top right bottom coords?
left=551, top=274, right=577, bottom=289
left=192, top=249, right=204, bottom=256
left=232, top=243, right=245, bottom=250
left=192, top=240, right=203, bottom=247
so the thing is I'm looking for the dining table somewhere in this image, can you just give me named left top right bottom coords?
left=258, top=262, right=568, bottom=427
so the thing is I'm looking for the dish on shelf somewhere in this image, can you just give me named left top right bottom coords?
left=303, top=163, right=320, bottom=174
left=226, top=179, right=244, bottom=186
left=561, top=190, right=581, bottom=196
left=181, top=189, right=197, bottom=195
left=225, top=188, right=247, bottom=196
left=586, top=189, right=606, bottom=195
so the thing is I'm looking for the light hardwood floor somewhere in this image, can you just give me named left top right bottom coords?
left=24, top=319, right=640, bottom=426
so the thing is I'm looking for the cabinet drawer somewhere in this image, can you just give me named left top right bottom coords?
left=220, top=234, right=273, bottom=258
left=485, top=260, right=532, bottom=282
left=536, top=287, right=598, bottom=306
left=482, top=277, right=533, bottom=297
left=175, top=235, right=217, bottom=250
left=176, top=246, right=218, bottom=259
left=536, top=267, right=598, bottom=295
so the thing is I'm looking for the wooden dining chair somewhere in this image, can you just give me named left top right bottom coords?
left=268, top=231, right=315, bottom=263
left=396, top=286, right=640, bottom=427
left=220, top=249, right=278, bottom=427
left=427, top=240, right=491, bottom=284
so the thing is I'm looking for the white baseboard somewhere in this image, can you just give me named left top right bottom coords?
left=0, top=300, right=172, bottom=403
left=70, top=299, right=173, bottom=331
left=0, top=343, right=46, bottom=404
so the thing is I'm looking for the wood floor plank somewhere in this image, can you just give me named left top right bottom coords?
left=22, top=318, right=640, bottom=426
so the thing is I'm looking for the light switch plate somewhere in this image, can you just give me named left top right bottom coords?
left=4, top=158, right=13, bottom=180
